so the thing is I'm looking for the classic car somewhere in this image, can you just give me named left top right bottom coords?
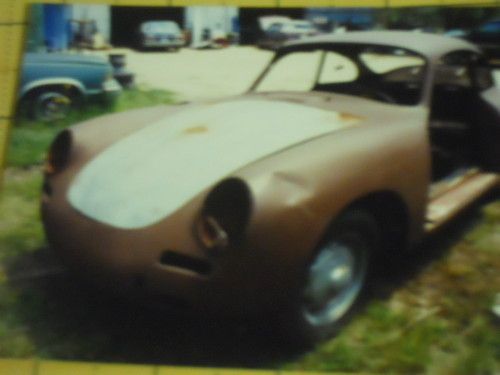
left=136, top=21, right=184, bottom=50
left=257, top=19, right=320, bottom=50
left=41, top=31, right=500, bottom=344
left=19, top=52, right=122, bottom=121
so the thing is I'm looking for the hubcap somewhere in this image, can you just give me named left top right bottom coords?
left=302, top=238, right=367, bottom=327
left=35, top=92, right=71, bottom=121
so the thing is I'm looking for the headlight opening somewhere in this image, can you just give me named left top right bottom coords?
left=45, top=129, right=72, bottom=175
left=196, top=178, right=252, bottom=250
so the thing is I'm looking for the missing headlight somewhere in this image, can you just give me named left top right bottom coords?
left=44, top=129, right=72, bottom=175
left=196, top=178, right=252, bottom=250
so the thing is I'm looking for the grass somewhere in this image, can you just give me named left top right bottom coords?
left=0, top=87, right=499, bottom=372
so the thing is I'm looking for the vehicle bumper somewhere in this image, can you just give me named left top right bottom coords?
left=87, top=78, right=122, bottom=105
left=114, top=71, right=135, bottom=89
left=142, top=40, right=184, bottom=48
left=40, top=172, right=282, bottom=316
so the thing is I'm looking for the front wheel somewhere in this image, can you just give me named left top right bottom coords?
left=29, top=89, right=75, bottom=122
left=283, top=209, right=379, bottom=346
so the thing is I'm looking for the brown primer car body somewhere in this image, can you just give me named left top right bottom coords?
left=41, top=32, right=500, bottom=338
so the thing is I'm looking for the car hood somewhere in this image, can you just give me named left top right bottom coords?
left=24, top=52, right=108, bottom=67
left=68, top=98, right=362, bottom=229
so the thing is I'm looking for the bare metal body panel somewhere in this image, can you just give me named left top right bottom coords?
left=41, top=31, right=499, bottom=315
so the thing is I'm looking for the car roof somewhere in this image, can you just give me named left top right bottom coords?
left=283, top=31, right=480, bottom=60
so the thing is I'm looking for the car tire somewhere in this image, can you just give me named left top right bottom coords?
left=281, top=209, right=380, bottom=347
left=27, top=87, right=80, bottom=122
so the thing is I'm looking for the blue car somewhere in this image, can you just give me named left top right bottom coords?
left=19, top=52, right=122, bottom=121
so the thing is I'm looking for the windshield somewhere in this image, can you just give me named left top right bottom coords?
left=252, top=45, right=427, bottom=106
left=141, top=22, right=180, bottom=34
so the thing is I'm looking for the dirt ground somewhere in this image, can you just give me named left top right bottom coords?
left=109, top=46, right=274, bottom=101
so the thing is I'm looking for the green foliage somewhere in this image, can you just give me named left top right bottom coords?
left=452, top=317, right=500, bottom=375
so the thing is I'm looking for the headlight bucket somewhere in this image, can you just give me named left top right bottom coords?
left=196, top=178, right=252, bottom=250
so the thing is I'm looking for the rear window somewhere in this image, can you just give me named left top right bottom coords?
left=360, top=48, right=425, bottom=74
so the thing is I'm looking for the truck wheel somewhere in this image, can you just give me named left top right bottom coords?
left=30, top=89, right=75, bottom=122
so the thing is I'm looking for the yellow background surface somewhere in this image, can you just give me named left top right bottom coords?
left=0, top=358, right=365, bottom=375
left=0, top=0, right=498, bottom=372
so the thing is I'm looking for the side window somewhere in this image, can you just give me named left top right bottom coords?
left=318, top=52, right=358, bottom=84
left=474, top=65, right=494, bottom=90
left=431, top=52, right=475, bottom=122
left=434, top=52, right=473, bottom=88
left=435, top=52, right=494, bottom=90
left=360, top=49, right=424, bottom=74
left=434, top=65, right=471, bottom=87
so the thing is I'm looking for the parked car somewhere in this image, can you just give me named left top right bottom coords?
left=257, top=19, right=320, bottom=50
left=446, top=18, right=500, bottom=61
left=19, top=52, right=121, bottom=121
left=41, top=31, right=499, bottom=345
left=136, top=21, right=184, bottom=51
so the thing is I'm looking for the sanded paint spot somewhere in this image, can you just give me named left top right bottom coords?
left=184, top=126, right=208, bottom=135
left=339, top=112, right=364, bottom=122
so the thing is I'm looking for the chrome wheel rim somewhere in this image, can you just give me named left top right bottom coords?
left=34, top=92, right=71, bottom=121
left=302, top=237, right=368, bottom=327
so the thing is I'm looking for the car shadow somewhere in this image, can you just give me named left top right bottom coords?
left=369, top=197, right=490, bottom=300
left=3, top=197, right=494, bottom=367
left=5, top=247, right=295, bottom=367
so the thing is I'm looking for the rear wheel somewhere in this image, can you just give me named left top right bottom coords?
left=283, top=209, right=379, bottom=346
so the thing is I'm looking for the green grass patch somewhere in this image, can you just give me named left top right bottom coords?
left=0, top=169, right=44, bottom=263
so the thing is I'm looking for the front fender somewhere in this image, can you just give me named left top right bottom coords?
left=240, top=112, right=430, bottom=294
left=19, top=77, right=86, bottom=98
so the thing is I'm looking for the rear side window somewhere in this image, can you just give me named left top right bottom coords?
left=437, top=51, right=493, bottom=90
left=318, top=52, right=358, bottom=84
left=360, top=49, right=425, bottom=74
